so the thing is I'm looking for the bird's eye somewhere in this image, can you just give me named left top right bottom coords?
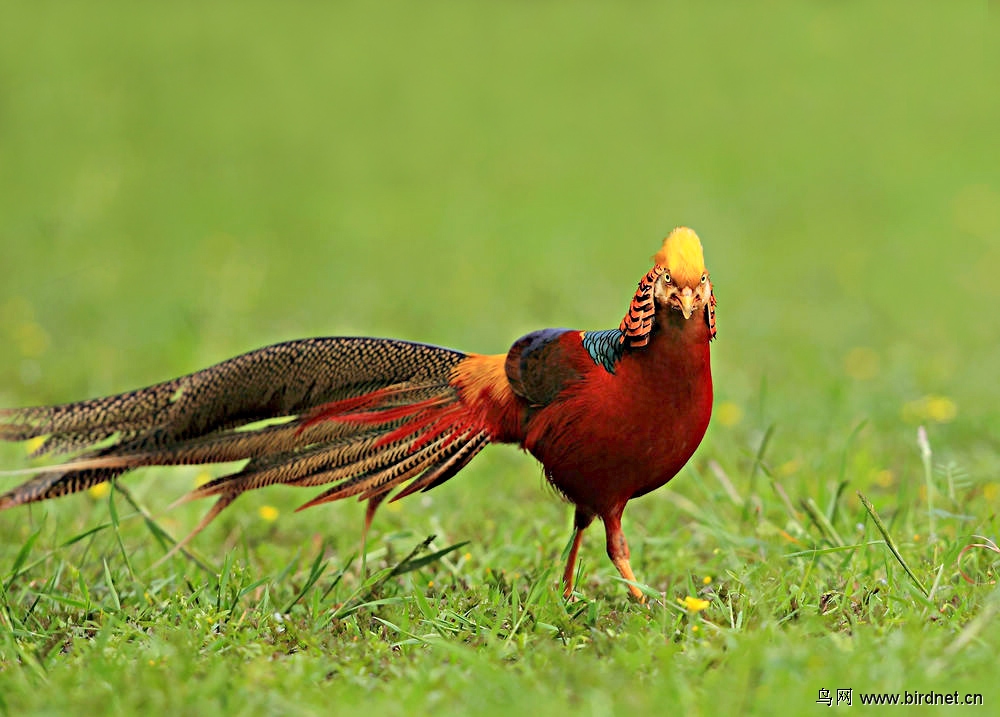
left=663, top=273, right=672, bottom=284
left=701, top=274, right=707, bottom=284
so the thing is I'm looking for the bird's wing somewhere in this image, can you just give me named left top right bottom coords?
left=503, top=328, right=586, bottom=407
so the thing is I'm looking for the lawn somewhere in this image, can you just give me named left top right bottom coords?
left=0, top=2, right=997, bottom=715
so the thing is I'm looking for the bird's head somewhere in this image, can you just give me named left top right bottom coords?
left=619, top=226, right=716, bottom=348
left=652, top=227, right=712, bottom=320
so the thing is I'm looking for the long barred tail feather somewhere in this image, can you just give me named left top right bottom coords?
left=390, top=432, right=489, bottom=500
left=0, top=465, right=130, bottom=510
left=0, top=337, right=495, bottom=552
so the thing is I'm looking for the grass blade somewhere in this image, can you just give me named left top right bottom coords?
left=390, top=540, right=469, bottom=578
left=283, top=541, right=329, bottom=613
left=917, top=426, right=936, bottom=541
left=4, top=526, right=42, bottom=590
left=858, top=491, right=928, bottom=597
left=103, top=559, right=122, bottom=611
left=801, top=497, right=845, bottom=547
left=107, top=484, right=135, bottom=580
left=742, top=424, right=775, bottom=522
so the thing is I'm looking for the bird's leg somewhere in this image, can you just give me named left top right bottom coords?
left=603, top=510, right=645, bottom=603
left=562, top=507, right=595, bottom=599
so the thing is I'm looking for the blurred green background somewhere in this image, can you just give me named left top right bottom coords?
left=0, top=1, right=997, bottom=713
left=2, top=2, right=996, bottom=427
left=1, top=3, right=995, bottom=448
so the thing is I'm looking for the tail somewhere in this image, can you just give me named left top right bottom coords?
left=0, top=337, right=493, bottom=553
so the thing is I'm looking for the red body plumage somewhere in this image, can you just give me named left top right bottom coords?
left=522, top=309, right=712, bottom=517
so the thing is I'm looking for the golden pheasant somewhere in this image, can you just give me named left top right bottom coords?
left=0, top=227, right=715, bottom=600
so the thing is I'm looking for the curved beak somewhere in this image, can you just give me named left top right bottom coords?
left=678, top=288, right=695, bottom=320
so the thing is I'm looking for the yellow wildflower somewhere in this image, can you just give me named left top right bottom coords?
left=902, top=395, right=957, bottom=424
left=25, top=436, right=46, bottom=455
left=778, top=459, right=801, bottom=477
left=702, top=576, right=712, bottom=585
left=678, top=595, right=710, bottom=612
left=873, top=469, right=895, bottom=488
left=88, top=482, right=111, bottom=499
left=716, top=401, right=743, bottom=427
left=13, top=322, right=50, bottom=358
left=258, top=505, right=279, bottom=522
left=925, top=396, right=958, bottom=423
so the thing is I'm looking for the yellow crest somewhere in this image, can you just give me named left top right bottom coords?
left=653, top=227, right=706, bottom=287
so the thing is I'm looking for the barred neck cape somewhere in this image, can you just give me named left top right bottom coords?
left=0, top=226, right=716, bottom=601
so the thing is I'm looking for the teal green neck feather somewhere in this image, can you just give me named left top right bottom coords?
left=582, top=329, right=625, bottom=373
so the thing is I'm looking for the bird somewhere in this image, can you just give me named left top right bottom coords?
left=0, top=226, right=715, bottom=601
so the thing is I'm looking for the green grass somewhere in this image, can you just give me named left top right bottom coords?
left=1, top=2, right=998, bottom=715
